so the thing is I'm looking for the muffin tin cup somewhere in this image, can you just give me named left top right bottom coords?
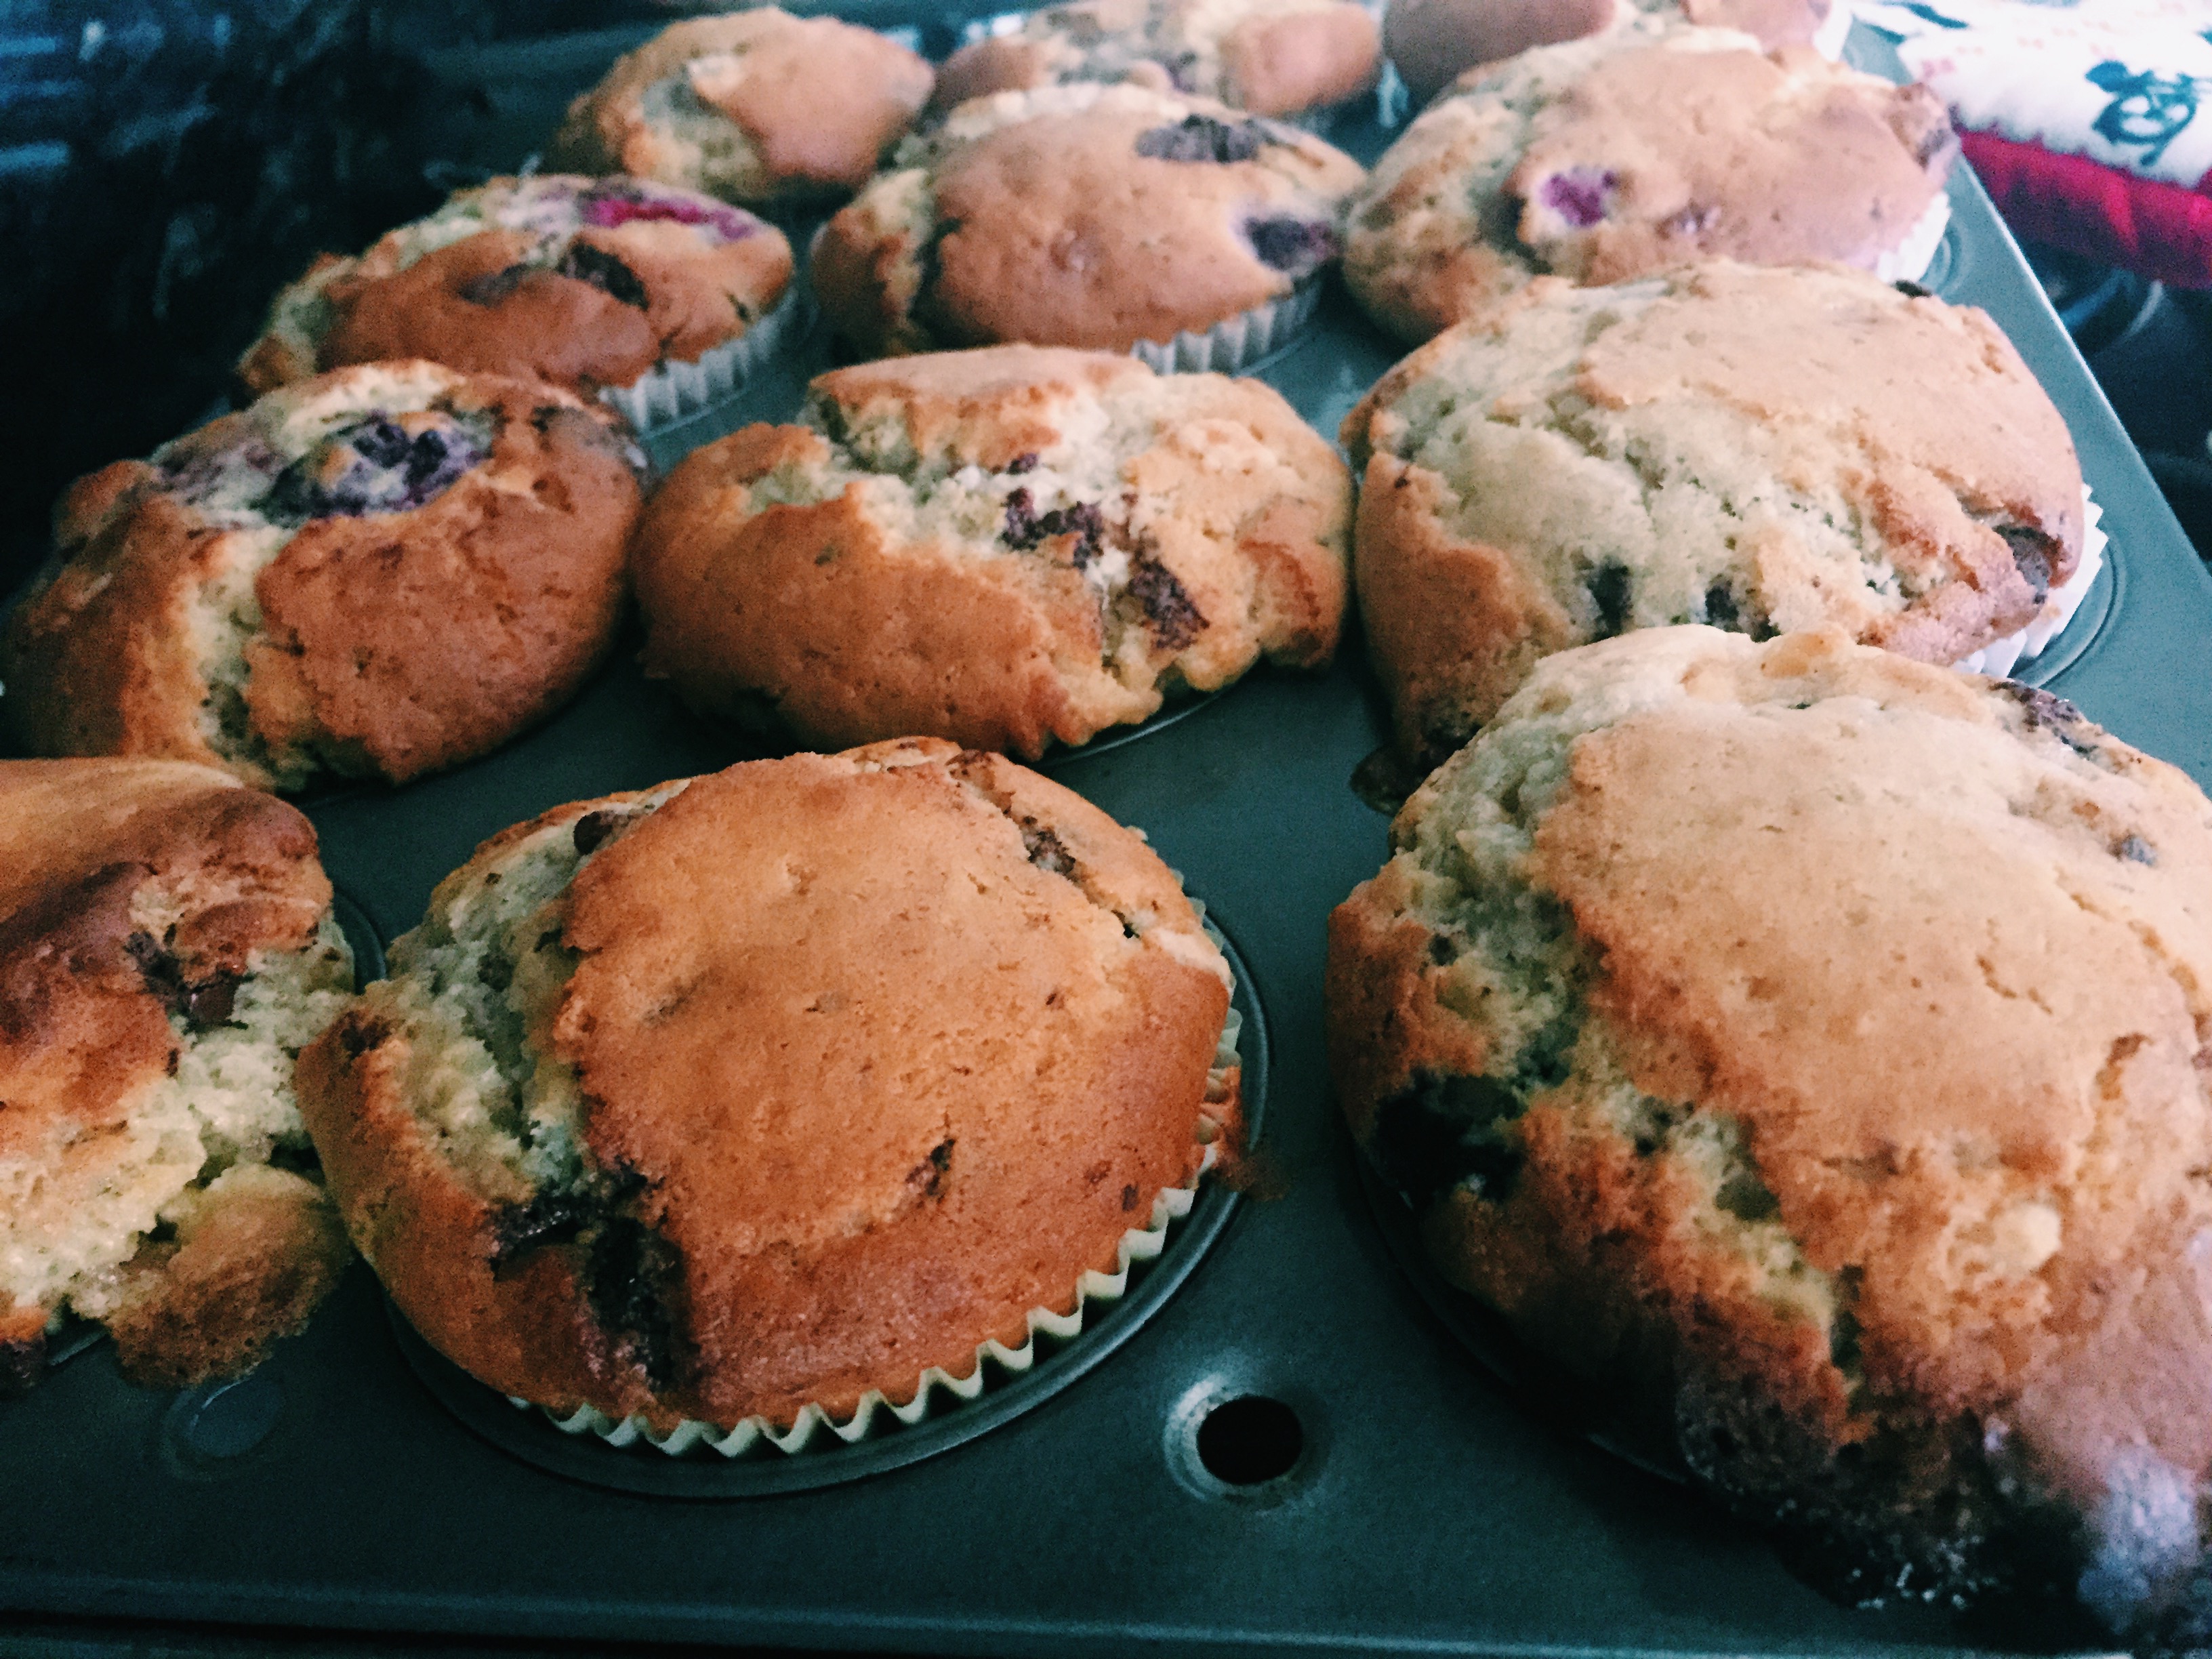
left=598, top=281, right=813, bottom=434
left=1954, top=484, right=2108, bottom=679
left=1128, top=280, right=1325, bottom=375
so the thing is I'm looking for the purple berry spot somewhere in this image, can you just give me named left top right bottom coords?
left=1002, top=491, right=1106, bottom=567
left=1134, top=115, right=1269, bottom=164
left=1244, top=215, right=1338, bottom=276
left=1539, top=167, right=1617, bottom=229
left=459, top=264, right=533, bottom=306
left=581, top=184, right=757, bottom=245
left=264, top=413, right=487, bottom=523
left=554, top=243, right=650, bottom=309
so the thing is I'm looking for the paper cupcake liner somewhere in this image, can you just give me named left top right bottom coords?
left=597, top=282, right=810, bottom=434
left=1954, top=486, right=2107, bottom=678
left=1129, top=281, right=1323, bottom=375
left=517, top=970, right=1245, bottom=1459
left=1811, top=0, right=1856, bottom=60
left=1875, top=188, right=1954, bottom=288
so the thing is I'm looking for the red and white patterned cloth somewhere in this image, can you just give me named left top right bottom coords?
left=1855, top=0, right=2212, bottom=283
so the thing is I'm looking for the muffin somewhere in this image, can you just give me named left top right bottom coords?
left=550, top=10, right=935, bottom=209
left=295, top=739, right=1240, bottom=1435
left=3, top=362, right=644, bottom=792
left=933, top=0, right=1382, bottom=121
left=237, top=175, right=796, bottom=428
left=632, top=346, right=1352, bottom=758
left=1344, top=19, right=1955, bottom=342
left=1328, top=625, right=2212, bottom=1648
left=811, top=84, right=1366, bottom=361
left=1340, top=262, right=2091, bottom=769
left=1383, top=0, right=1851, bottom=106
left=0, top=759, right=355, bottom=1393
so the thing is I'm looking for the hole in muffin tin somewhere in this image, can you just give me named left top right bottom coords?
left=387, top=909, right=1271, bottom=1498
left=1195, top=1395, right=1305, bottom=1486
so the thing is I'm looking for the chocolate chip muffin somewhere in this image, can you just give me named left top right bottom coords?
left=811, top=85, right=1366, bottom=359
left=3, top=362, right=644, bottom=792
left=933, top=0, right=1381, bottom=121
left=550, top=10, right=935, bottom=209
left=297, top=739, right=1240, bottom=1435
left=632, top=346, right=1351, bottom=758
left=0, top=759, right=355, bottom=1393
left=1384, top=0, right=1851, bottom=106
left=1340, top=263, right=2088, bottom=769
left=238, top=176, right=795, bottom=425
left=1329, top=625, right=2212, bottom=1650
left=1345, top=18, right=1955, bottom=342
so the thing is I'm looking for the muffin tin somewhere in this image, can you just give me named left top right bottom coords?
left=3, top=14, right=2209, bottom=1656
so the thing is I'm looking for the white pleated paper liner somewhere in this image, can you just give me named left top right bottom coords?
left=377, top=913, right=1265, bottom=1494
left=1129, top=280, right=1324, bottom=375
left=1954, top=486, right=2108, bottom=680
left=1874, top=187, right=1954, bottom=290
left=597, top=281, right=811, bottom=435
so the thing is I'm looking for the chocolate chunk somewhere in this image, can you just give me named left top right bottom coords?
left=1370, top=1069, right=1524, bottom=1210
left=180, top=972, right=241, bottom=1029
left=1134, top=114, right=1268, bottom=164
left=489, top=1189, right=596, bottom=1266
left=337, top=1010, right=390, bottom=1059
left=1994, top=525, right=2058, bottom=602
left=1021, top=821, right=1078, bottom=879
left=1589, top=562, right=1633, bottom=638
left=1126, top=557, right=1205, bottom=649
left=458, top=263, right=533, bottom=306
left=572, top=808, right=623, bottom=856
left=123, top=933, right=241, bottom=1029
left=1002, top=493, right=1105, bottom=565
left=556, top=243, right=651, bottom=310
left=1704, top=581, right=1740, bottom=628
left=1121, top=1183, right=1141, bottom=1211
left=1243, top=215, right=1338, bottom=276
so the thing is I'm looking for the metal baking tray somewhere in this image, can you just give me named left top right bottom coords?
left=5, top=16, right=2209, bottom=1654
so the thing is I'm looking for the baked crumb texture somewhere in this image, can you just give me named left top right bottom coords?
left=237, top=175, right=794, bottom=398
left=1341, top=262, right=2085, bottom=769
left=1328, top=626, right=2212, bottom=1648
left=0, top=760, right=354, bottom=1393
left=1, top=361, right=643, bottom=792
left=550, top=9, right=935, bottom=208
left=298, top=739, right=1238, bottom=1435
left=1343, top=16, right=1954, bottom=342
left=931, top=0, right=1380, bottom=119
left=811, top=83, right=1366, bottom=356
left=632, top=345, right=1350, bottom=757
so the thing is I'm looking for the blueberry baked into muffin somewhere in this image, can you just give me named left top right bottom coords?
left=1344, top=19, right=1954, bottom=342
left=631, top=346, right=1351, bottom=757
left=1383, top=0, right=1851, bottom=106
left=550, top=10, right=935, bottom=209
left=238, top=175, right=795, bottom=416
left=932, top=0, right=1381, bottom=121
left=297, top=739, right=1240, bottom=1435
left=1340, top=262, right=2093, bottom=768
left=811, top=85, right=1366, bottom=359
left=0, top=760, right=354, bottom=1392
left=1329, top=626, right=2212, bottom=1650
left=2, top=362, right=644, bottom=792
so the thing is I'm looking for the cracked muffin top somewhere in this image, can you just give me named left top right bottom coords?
left=630, top=345, right=1351, bottom=757
left=0, top=759, right=354, bottom=1394
left=811, top=84, right=1367, bottom=357
left=550, top=10, right=935, bottom=207
left=1327, top=626, right=2212, bottom=1647
left=1382, top=0, right=1846, bottom=106
left=237, top=176, right=794, bottom=398
left=931, top=0, right=1380, bottom=119
left=2, top=362, right=644, bottom=792
left=1343, top=18, right=1954, bottom=342
left=1340, top=262, right=2084, bottom=768
left=296, top=739, right=1240, bottom=1432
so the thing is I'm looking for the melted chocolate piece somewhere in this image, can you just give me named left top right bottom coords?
left=123, top=932, right=243, bottom=1031
left=1126, top=558, right=1204, bottom=649
left=1134, top=114, right=1268, bottom=164
left=554, top=243, right=650, bottom=310
left=1020, top=821, right=1078, bottom=879
left=1002, top=492, right=1106, bottom=566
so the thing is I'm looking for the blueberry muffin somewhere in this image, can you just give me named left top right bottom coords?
left=812, top=85, right=1366, bottom=359
left=1384, top=0, right=1851, bottom=106
left=3, top=363, right=643, bottom=792
left=933, top=0, right=1381, bottom=121
left=238, top=175, right=795, bottom=416
left=296, top=739, right=1240, bottom=1433
left=550, top=11, right=935, bottom=209
left=1345, top=19, right=1954, bottom=342
left=1340, top=263, right=2088, bottom=768
left=1328, top=625, right=2212, bottom=1649
left=0, top=759, right=355, bottom=1392
left=632, top=346, right=1351, bottom=757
